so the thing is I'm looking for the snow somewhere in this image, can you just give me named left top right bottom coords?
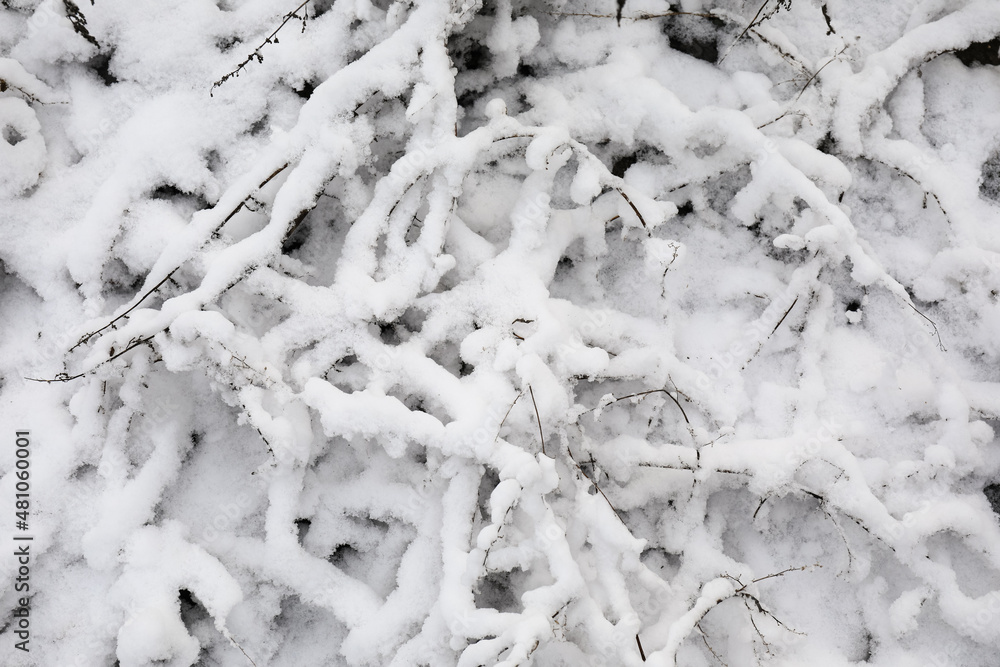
left=3, top=0, right=1000, bottom=665
left=0, top=96, right=45, bottom=197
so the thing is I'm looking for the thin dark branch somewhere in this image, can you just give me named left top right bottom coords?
left=756, top=109, right=808, bottom=130
left=492, top=133, right=535, bottom=143
left=750, top=563, right=818, bottom=587
left=386, top=177, right=422, bottom=221
left=697, top=622, right=727, bottom=666
left=211, top=1, right=311, bottom=95
left=769, top=297, right=798, bottom=336
left=793, top=45, right=849, bottom=102
left=906, top=301, right=946, bottom=351
left=528, top=385, right=545, bottom=455
left=661, top=390, right=689, bottom=424
left=546, top=9, right=719, bottom=19
left=481, top=504, right=514, bottom=568
left=616, top=188, right=648, bottom=229
left=71, top=163, right=290, bottom=351
left=71, top=271, right=177, bottom=352
left=636, top=634, right=647, bottom=662
left=281, top=205, right=314, bottom=245
left=0, top=79, right=63, bottom=105
left=752, top=496, right=769, bottom=520
left=565, top=442, right=627, bottom=526
left=746, top=604, right=770, bottom=649
left=230, top=636, right=258, bottom=667
left=731, top=0, right=771, bottom=47
left=748, top=27, right=811, bottom=76
left=635, top=10, right=720, bottom=19
left=26, top=335, right=156, bottom=383
left=819, top=505, right=854, bottom=570
left=740, top=592, right=805, bottom=635
left=638, top=462, right=744, bottom=475
left=494, top=391, right=523, bottom=442
left=602, top=388, right=690, bottom=424
left=24, top=371, right=86, bottom=383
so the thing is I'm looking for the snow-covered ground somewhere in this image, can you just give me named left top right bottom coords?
left=3, top=0, right=1000, bottom=665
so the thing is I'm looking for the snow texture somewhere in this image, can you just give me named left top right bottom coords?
left=2, top=0, right=1000, bottom=665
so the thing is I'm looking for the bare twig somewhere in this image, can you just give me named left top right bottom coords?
left=731, top=0, right=772, bottom=47
left=752, top=495, right=769, bottom=520
left=748, top=27, right=811, bottom=76
left=697, top=622, right=728, bottom=666
left=565, top=442, right=627, bottom=526
left=70, top=272, right=176, bottom=353
left=756, top=109, right=808, bottom=130
left=494, top=391, right=523, bottom=442
left=818, top=505, right=855, bottom=571
left=528, top=385, right=545, bottom=455
left=745, top=604, right=771, bottom=651
left=595, top=388, right=690, bottom=424
left=769, top=296, right=799, bottom=336
left=25, top=335, right=156, bottom=383
left=749, top=563, right=819, bottom=587
left=0, top=79, right=63, bottom=105
left=721, top=0, right=793, bottom=64
left=544, top=10, right=720, bottom=20
left=211, top=1, right=311, bottom=95
left=616, top=188, right=648, bottom=230
left=71, top=163, right=290, bottom=351
left=481, top=504, right=514, bottom=568
left=744, top=593, right=804, bottom=635
left=906, top=301, right=946, bottom=351
left=793, top=45, right=849, bottom=102
left=228, top=635, right=258, bottom=667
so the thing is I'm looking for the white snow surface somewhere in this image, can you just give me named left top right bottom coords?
left=2, top=0, right=1000, bottom=665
